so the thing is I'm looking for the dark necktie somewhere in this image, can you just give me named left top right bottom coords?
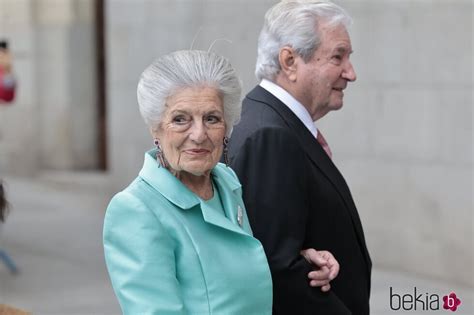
left=316, top=129, right=332, bottom=159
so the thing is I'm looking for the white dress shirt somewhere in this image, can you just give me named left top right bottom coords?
left=259, top=79, right=318, bottom=139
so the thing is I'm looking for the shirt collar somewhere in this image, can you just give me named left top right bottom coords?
left=260, top=79, right=318, bottom=138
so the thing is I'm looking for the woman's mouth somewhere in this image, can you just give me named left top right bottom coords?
left=185, top=149, right=210, bottom=155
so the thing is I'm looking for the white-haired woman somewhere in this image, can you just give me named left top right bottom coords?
left=103, top=50, right=339, bottom=314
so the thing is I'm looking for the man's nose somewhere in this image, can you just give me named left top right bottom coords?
left=342, top=60, right=357, bottom=82
left=189, top=121, right=207, bottom=143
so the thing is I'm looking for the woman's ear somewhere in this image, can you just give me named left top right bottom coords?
left=278, top=46, right=298, bottom=82
left=149, top=126, right=160, bottom=140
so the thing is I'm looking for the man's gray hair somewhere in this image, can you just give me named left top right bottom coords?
left=255, top=0, right=352, bottom=81
left=137, top=50, right=242, bottom=136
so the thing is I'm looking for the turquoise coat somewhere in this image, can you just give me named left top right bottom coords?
left=103, top=150, right=272, bottom=315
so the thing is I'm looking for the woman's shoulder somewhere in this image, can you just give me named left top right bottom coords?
left=106, top=177, right=166, bottom=218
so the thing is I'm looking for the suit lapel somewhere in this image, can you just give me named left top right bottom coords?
left=246, top=87, right=356, bottom=209
left=247, top=86, right=371, bottom=266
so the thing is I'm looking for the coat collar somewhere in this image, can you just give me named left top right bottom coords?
left=139, top=149, right=200, bottom=209
left=139, top=149, right=241, bottom=209
left=138, top=150, right=250, bottom=236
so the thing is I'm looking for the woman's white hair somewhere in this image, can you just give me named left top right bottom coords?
left=255, top=0, right=352, bottom=81
left=137, top=50, right=242, bottom=137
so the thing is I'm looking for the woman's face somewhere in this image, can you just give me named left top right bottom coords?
left=152, top=86, right=226, bottom=176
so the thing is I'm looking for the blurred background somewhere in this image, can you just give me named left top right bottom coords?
left=0, top=0, right=472, bottom=314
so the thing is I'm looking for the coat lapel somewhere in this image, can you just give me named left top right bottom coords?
left=206, top=165, right=252, bottom=236
left=139, top=150, right=200, bottom=209
left=139, top=150, right=250, bottom=236
left=247, top=86, right=371, bottom=266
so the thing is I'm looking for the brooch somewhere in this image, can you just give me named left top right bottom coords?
left=237, top=206, right=243, bottom=227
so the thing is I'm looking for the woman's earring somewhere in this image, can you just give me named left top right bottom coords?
left=154, top=139, right=166, bottom=167
left=223, top=136, right=229, bottom=167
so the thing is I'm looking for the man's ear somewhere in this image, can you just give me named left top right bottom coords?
left=278, top=46, right=298, bottom=82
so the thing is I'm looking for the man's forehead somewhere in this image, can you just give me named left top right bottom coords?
left=318, top=24, right=351, bottom=46
left=319, top=23, right=349, bottom=37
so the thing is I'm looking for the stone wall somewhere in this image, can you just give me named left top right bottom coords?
left=0, top=0, right=37, bottom=175
left=320, top=0, right=473, bottom=285
left=106, top=0, right=472, bottom=286
left=0, top=0, right=471, bottom=286
left=0, top=0, right=98, bottom=174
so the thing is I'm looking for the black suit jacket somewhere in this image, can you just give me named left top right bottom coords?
left=228, top=86, right=372, bottom=315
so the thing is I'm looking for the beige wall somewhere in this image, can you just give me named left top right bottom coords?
left=0, top=0, right=471, bottom=286
left=106, top=0, right=472, bottom=286
left=0, top=0, right=98, bottom=174
left=0, top=0, right=38, bottom=175
left=319, top=0, right=473, bottom=285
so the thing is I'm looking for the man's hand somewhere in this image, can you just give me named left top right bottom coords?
left=300, top=248, right=340, bottom=292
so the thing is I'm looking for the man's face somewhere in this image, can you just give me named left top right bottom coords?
left=294, top=22, right=356, bottom=120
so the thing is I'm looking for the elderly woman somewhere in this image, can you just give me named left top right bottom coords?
left=103, top=50, right=339, bottom=314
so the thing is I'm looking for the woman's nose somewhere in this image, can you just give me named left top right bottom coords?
left=188, top=122, right=207, bottom=143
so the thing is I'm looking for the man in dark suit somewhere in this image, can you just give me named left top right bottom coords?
left=228, top=1, right=371, bottom=314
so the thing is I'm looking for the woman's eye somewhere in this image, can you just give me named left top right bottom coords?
left=172, top=115, right=188, bottom=124
left=205, top=115, right=222, bottom=124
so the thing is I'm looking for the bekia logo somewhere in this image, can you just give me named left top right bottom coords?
left=442, top=292, right=461, bottom=312
left=390, top=287, right=462, bottom=312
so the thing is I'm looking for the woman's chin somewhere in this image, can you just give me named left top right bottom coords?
left=182, top=169, right=206, bottom=177
left=180, top=164, right=213, bottom=177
